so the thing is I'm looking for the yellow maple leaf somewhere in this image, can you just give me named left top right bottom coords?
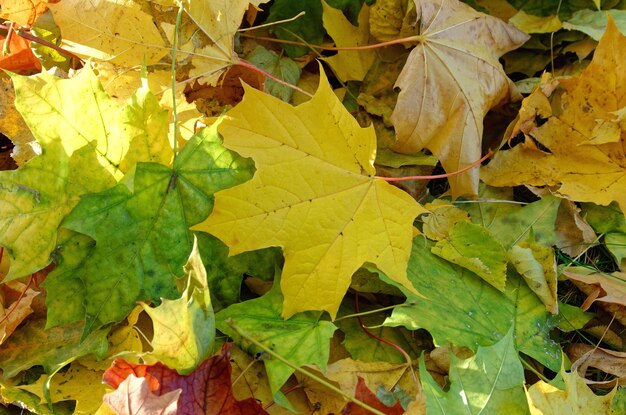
left=482, top=17, right=626, bottom=212
left=322, top=1, right=375, bottom=82
left=526, top=368, right=616, bottom=414
left=194, top=70, right=423, bottom=319
left=390, top=0, right=528, bottom=197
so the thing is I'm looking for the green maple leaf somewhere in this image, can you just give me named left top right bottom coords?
left=420, top=328, right=530, bottom=414
left=46, top=122, right=253, bottom=335
left=381, top=238, right=561, bottom=371
left=216, top=281, right=337, bottom=400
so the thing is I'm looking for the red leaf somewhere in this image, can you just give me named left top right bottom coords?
left=342, top=377, right=405, bottom=415
left=0, top=34, right=41, bottom=72
left=103, top=343, right=268, bottom=415
left=103, top=375, right=181, bottom=415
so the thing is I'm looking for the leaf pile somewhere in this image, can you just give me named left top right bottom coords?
left=2, top=0, right=626, bottom=413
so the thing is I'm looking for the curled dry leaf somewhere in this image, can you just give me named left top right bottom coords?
left=567, top=343, right=626, bottom=387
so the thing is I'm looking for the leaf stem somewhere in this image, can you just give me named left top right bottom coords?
left=236, top=58, right=313, bottom=98
left=376, top=150, right=493, bottom=182
left=334, top=303, right=411, bottom=322
left=0, top=23, right=84, bottom=64
left=354, top=291, right=418, bottom=385
left=240, top=33, right=421, bottom=51
left=226, top=319, right=387, bottom=415
left=170, top=1, right=185, bottom=158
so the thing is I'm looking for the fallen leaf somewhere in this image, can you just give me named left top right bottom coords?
left=431, top=220, right=508, bottom=291
left=420, top=201, right=470, bottom=241
left=17, top=363, right=108, bottom=415
left=216, top=281, right=336, bottom=398
left=0, top=319, right=108, bottom=379
left=509, top=10, right=562, bottom=34
left=526, top=367, right=616, bottom=414
left=0, top=0, right=48, bottom=26
left=48, top=0, right=168, bottom=67
left=390, top=0, right=528, bottom=197
left=563, top=267, right=626, bottom=310
left=52, top=120, right=253, bottom=335
left=141, top=238, right=215, bottom=375
left=195, top=69, right=423, bottom=319
left=245, top=46, right=300, bottom=102
left=0, top=281, right=38, bottom=345
left=103, top=375, right=181, bottom=415
left=1, top=66, right=132, bottom=280
left=420, top=328, right=528, bottom=414
left=567, top=343, right=626, bottom=387
left=0, top=76, right=36, bottom=166
left=103, top=343, right=269, bottom=415
left=563, top=9, right=626, bottom=41
left=0, top=32, right=42, bottom=72
left=482, top=17, right=626, bottom=212
left=341, top=377, right=405, bottom=415
left=508, top=242, right=558, bottom=314
left=322, top=2, right=375, bottom=82
left=382, top=238, right=562, bottom=371
left=555, top=200, right=597, bottom=257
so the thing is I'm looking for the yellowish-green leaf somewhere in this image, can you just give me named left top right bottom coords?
left=510, top=10, right=562, bottom=34
left=526, top=368, right=616, bottom=414
left=141, top=238, right=215, bottom=374
left=432, top=221, right=508, bottom=291
left=421, top=201, right=470, bottom=241
left=195, top=69, right=424, bottom=319
left=322, top=2, right=375, bottom=82
left=17, top=363, right=107, bottom=415
left=508, top=242, right=558, bottom=314
left=0, top=67, right=128, bottom=279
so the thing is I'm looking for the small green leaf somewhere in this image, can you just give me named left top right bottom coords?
left=246, top=46, right=302, bottom=102
left=420, top=328, right=529, bottom=414
left=266, top=0, right=325, bottom=57
left=216, top=282, right=337, bottom=396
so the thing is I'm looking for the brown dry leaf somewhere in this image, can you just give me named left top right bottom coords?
left=0, top=281, right=38, bottom=345
left=482, top=17, right=626, bottom=212
left=563, top=267, right=626, bottom=310
left=555, top=200, right=597, bottom=257
left=103, top=374, right=181, bottom=415
left=390, top=0, right=528, bottom=197
left=567, top=343, right=626, bottom=387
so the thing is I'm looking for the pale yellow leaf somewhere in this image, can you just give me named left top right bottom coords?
left=390, top=0, right=529, bottom=197
left=48, top=0, right=168, bottom=67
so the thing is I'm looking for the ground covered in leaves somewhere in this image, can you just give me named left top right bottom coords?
left=1, top=0, right=626, bottom=413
